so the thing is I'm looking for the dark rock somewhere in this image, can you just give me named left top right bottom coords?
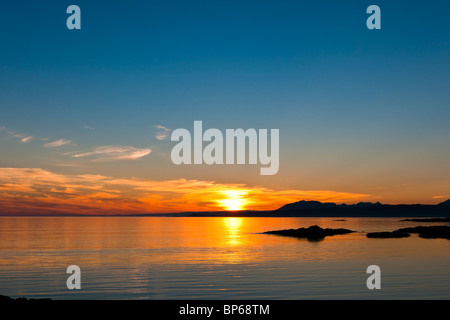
left=366, top=230, right=410, bottom=238
left=0, top=295, right=52, bottom=301
left=264, top=225, right=354, bottom=240
left=396, top=226, right=450, bottom=240
left=401, top=217, right=450, bottom=222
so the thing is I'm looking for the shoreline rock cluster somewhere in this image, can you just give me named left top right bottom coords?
left=366, top=226, right=450, bottom=239
left=264, top=225, right=355, bottom=240
left=0, top=295, right=51, bottom=302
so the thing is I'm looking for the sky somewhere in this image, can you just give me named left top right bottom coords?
left=0, top=1, right=449, bottom=214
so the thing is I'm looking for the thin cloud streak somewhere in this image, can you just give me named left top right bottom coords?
left=0, top=126, right=33, bottom=143
left=433, top=195, right=449, bottom=199
left=20, top=136, right=33, bottom=143
left=44, top=139, right=72, bottom=148
left=72, top=146, right=151, bottom=161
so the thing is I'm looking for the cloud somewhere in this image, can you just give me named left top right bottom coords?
left=0, top=167, right=370, bottom=215
left=84, top=125, right=95, bottom=130
left=155, top=125, right=171, bottom=140
left=44, top=139, right=72, bottom=148
left=433, top=195, right=449, bottom=199
left=0, top=126, right=53, bottom=144
left=0, top=126, right=33, bottom=143
left=20, top=136, right=33, bottom=143
left=72, top=146, right=151, bottom=161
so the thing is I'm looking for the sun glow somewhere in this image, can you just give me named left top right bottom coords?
left=218, top=190, right=249, bottom=211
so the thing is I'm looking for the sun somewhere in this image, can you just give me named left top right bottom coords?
left=218, top=190, right=249, bottom=211
left=221, top=198, right=245, bottom=211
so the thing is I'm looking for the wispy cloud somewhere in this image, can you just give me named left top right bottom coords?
left=84, top=125, right=95, bottom=130
left=20, top=136, right=33, bottom=143
left=155, top=125, right=171, bottom=140
left=44, top=139, right=72, bottom=148
left=433, top=195, right=449, bottom=199
left=0, top=126, right=58, bottom=145
left=0, top=167, right=370, bottom=215
left=1, top=127, right=151, bottom=162
left=72, top=146, right=151, bottom=161
left=0, top=126, right=33, bottom=143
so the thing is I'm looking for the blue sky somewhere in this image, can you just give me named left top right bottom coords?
left=0, top=0, right=449, bottom=210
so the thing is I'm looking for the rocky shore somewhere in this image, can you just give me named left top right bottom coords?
left=366, top=226, right=450, bottom=239
left=264, top=225, right=355, bottom=240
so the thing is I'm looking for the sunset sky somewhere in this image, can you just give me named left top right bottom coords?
left=1, top=1, right=449, bottom=215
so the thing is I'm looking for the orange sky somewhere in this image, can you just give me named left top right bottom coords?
left=0, top=167, right=371, bottom=215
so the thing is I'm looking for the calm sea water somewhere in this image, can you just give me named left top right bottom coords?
left=0, top=217, right=449, bottom=299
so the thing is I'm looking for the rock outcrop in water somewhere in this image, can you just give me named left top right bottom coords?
left=264, top=225, right=354, bottom=240
left=366, top=230, right=411, bottom=238
left=401, top=218, right=450, bottom=222
left=0, top=295, right=51, bottom=301
left=396, top=226, right=450, bottom=239
left=366, top=226, right=450, bottom=240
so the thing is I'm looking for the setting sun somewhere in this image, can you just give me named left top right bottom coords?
left=218, top=190, right=249, bottom=211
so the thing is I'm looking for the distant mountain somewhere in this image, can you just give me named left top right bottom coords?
left=276, top=200, right=337, bottom=211
left=276, top=200, right=382, bottom=211
left=352, top=201, right=383, bottom=208
left=272, top=200, right=450, bottom=217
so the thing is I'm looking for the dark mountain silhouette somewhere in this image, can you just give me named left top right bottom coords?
left=438, top=199, right=450, bottom=207
left=276, top=200, right=383, bottom=211
left=168, top=199, right=450, bottom=217
left=271, top=199, right=450, bottom=218
left=276, top=200, right=338, bottom=211
left=169, top=199, right=450, bottom=217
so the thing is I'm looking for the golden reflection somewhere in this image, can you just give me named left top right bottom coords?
left=222, top=217, right=243, bottom=247
left=223, top=217, right=243, bottom=230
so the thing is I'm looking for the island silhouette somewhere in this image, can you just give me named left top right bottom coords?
left=263, top=225, right=355, bottom=241
left=180, top=199, right=450, bottom=218
left=366, top=226, right=450, bottom=239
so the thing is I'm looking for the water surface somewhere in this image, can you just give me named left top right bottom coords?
left=0, top=217, right=449, bottom=299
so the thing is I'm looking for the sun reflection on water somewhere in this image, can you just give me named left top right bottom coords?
left=222, top=217, right=243, bottom=247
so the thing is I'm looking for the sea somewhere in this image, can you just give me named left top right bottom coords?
left=0, top=217, right=449, bottom=299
